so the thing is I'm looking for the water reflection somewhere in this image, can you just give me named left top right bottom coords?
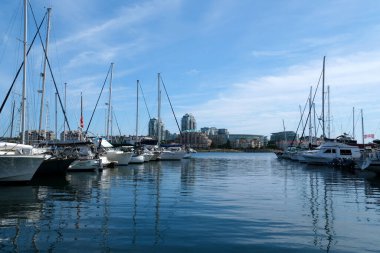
left=0, top=154, right=380, bottom=252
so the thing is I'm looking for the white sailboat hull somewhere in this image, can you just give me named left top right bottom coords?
left=0, top=155, right=46, bottom=182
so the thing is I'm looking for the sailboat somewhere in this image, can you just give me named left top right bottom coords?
left=128, top=80, right=145, bottom=164
left=101, top=63, right=133, bottom=166
left=0, top=1, right=49, bottom=183
left=156, top=73, right=188, bottom=160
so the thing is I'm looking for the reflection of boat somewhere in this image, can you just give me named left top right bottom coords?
left=68, top=158, right=102, bottom=172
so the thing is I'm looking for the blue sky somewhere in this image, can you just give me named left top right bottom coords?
left=1, top=0, right=380, bottom=141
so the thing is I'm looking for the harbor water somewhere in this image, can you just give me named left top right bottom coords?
left=1, top=152, right=380, bottom=252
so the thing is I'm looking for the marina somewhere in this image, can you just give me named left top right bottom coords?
left=1, top=1, right=380, bottom=252
left=1, top=152, right=380, bottom=252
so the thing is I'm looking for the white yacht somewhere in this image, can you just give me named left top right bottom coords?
left=0, top=142, right=49, bottom=183
left=99, top=139, right=133, bottom=166
left=302, top=141, right=361, bottom=165
left=65, top=142, right=103, bottom=172
left=160, top=146, right=187, bottom=160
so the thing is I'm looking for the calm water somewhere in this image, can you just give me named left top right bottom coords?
left=1, top=152, right=380, bottom=252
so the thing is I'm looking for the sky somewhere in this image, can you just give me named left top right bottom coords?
left=1, top=0, right=380, bottom=141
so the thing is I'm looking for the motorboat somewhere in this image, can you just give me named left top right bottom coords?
left=160, top=146, right=187, bottom=160
left=302, top=141, right=361, bottom=166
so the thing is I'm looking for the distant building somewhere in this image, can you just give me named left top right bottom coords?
left=270, top=131, right=298, bottom=149
left=148, top=118, right=165, bottom=141
left=181, top=113, right=196, bottom=132
left=60, top=130, right=83, bottom=141
left=201, top=127, right=218, bottom=136
left=229, top=134, right=266, bottom=149
left=179, top=131, right=212, bottom=149
left=24, top=130, right=56, bottom=145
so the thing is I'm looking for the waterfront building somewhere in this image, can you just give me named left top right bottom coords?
left=270, top=131, right=298, bottom=149
left=178, top=130, right=212, bottom=149
left=181, top=113, right=197, bottom=131
left=229, top=134, right=267, bottom=149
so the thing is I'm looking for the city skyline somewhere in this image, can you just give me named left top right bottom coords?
left=1, top=1, right=380, bottom=141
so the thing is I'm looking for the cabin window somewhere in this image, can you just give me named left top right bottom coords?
left=324, top=149, right=331, bottom=153
left=340, top=149, right=352, bottom=155
left=332, top=149, right=336, bottom=153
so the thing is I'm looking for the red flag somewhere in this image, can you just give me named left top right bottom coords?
left=364, top=134, right=375, bottom=139
left=80, top=116, right=84, bottom=128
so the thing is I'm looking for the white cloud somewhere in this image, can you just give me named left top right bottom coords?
left=191, top=51, right=380, bottom=137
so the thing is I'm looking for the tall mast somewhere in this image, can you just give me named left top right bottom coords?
left=322, top=56, right=326, bottom=139
left=313, top=103, right=317, bottom=138
left=63, top=82, right=67, bottom=141
left=106, top=62, right=113, bottom=140
left=80, top=92, right=83, bottom=140
left=157, top=73, right=161, bottom=143
left=21, top=0, right=27, bottom=144
left=309, top=86, right=312, bottom=145
left=10, top=100, right=15, bottom=138
left=327, top=85, right=330, bottom=138
left=361, top=109, right=364, bottom=145
left=38, top=7, right=51, bottom=138
left=299, top=105, right=304, bottom=131
left=136, top=80, right=139, bottom=143
left=282, top=119, right=287, bottom=150
left=352, top=107, right=355, bottom=139
left=55, top=92, right=57, bottom=140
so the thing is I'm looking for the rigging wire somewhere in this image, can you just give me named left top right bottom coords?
left=29, top=3, right=71, bottom=131
left=160, top=75, right=182, bottom=136
left=139, top=81, right=152, bottom=119
left=0, top=11, right=47, bottom=115
left=290, top=66, right=324, bottom=147
left=84, top=64, right=112, bottom=135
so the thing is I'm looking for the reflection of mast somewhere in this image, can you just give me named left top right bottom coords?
left=155, top=162, right=161, bottom=244
left=307, top=172, right=335, bottom=252
left=132, top=168, right=138, bottom=244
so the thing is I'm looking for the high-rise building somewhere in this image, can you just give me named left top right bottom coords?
left=148, top=118, right=165, bottom=140
left=181, top=113, right=196, bottom=132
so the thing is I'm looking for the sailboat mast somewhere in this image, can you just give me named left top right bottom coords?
left=136, top=80, right=139, bottom=143
left=322, top=56, right=326, bottom=139
left=38, top=7, right=51, bottom=138
left=282, top=119, right=287, bottom=149
left=106, top=62, right=113, bottom=140
left=157, top=73, right=161, bottom=143
left=55, top=92, right=57, bottom=140
left=327, top=85, right=330, bottom=138
left=21, top=0, right=27, bottom=144
left=10, top=100, right=15, bottom=138
left=361, top=109, right=364, bottom=145
left=309, top=86, right=312, bottom=145
left=63, top=82, right=67, bottom=141
left=352, top=107, right=355, bottom=139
